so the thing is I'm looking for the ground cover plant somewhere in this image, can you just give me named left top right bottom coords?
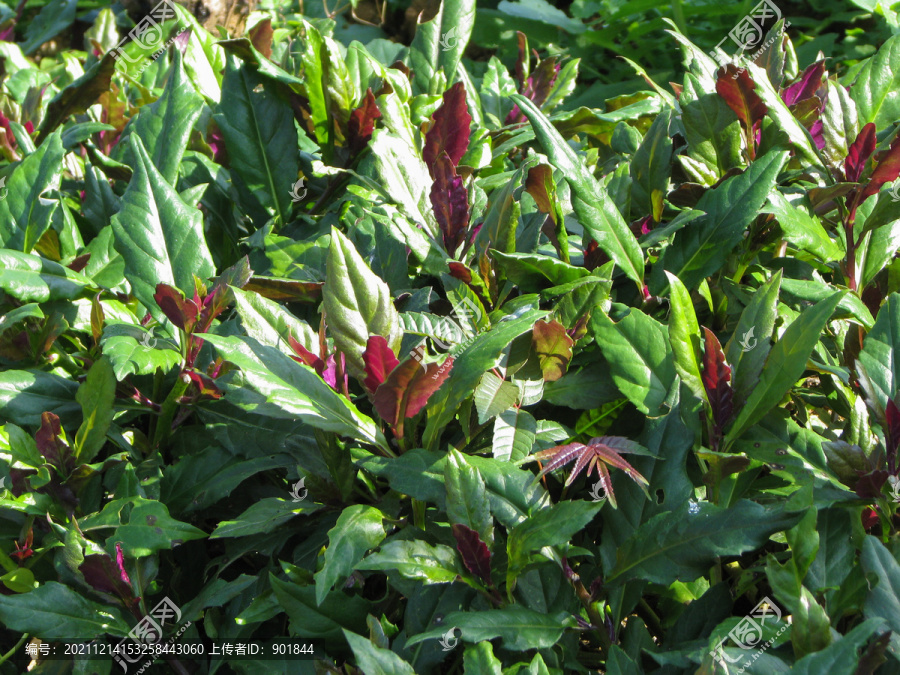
left=2, top=0, right=900, bottom=673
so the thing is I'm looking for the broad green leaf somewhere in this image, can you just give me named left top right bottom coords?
left=0, top=131, right=65, bottom=252
left=679, top=73, right=742, bottom=178
left=270, top=574, right=371, bottom=648
left=507, top=501, right=602, bottom=585
left=119, top=50, right=203, bottom=185
left=406, top=607, right=572, bottom=651
left=73, top=357, right=115, bottom=463
left=493, top=408, right=536, bottom=462
left=0, top=369, right=80, bottom=427
left=20, top=0, right=76, bottom=54
left=858, top=220, right=900, bottom=291
left=0, top=303, right=43, bottom=336
left=214, top=54, right=299, bottom=225
left=232, top=286, right=318, bottom=352
left=726, top=292, right=843, bottom=443
left=423, top=309, right=547, bottom=450
left=606, top=500, right=801, bottom=587
left=652, top=150, right=788, bottom=293
left=725, top=270, right=782, bottom=410
left=821, top=79, right=859, bottom=168
left=630, top=108, right=673, bottom=220
left=357, top=539, right=461, bottom=583
left=764, top=191, right=843, bottom=262
left=498, top=0, right=586, bottom=32
left=850, top=35, right=900, bottom=130
left=0, top=581, right=129, bottom=640
left=0, top=423, right=42, bottom=468
left=108, top=499, right=206, bottom=557
left=463, top=641, right=502, bottom=674
left=201, top=333, right=388, bottom=452
left=590, top=308, right=676, bottom=416
left=111, top=135, right=214, bottom=321
left=409, top=0, right=476, bottom=92
left=324, top=228, right=402, bottom=378
left=513, top=94, right=644, bottom=287
left=857, top=293, right=900, bottom=421
left=99, top=324, right=182, bottom=380
left=792, top=619, right=884, bottom=675
left=315, top=505, right=386, bottom=605
left=490, top=250, right=590, bottom=293
left=210, top=498, right=320, bottom=539
left=665, top=272, right=704, bottom=402
left=445, top=448, right=493, bottom=545
left=344, top=630, right=416, bottom=675
left=38, top=55, right=116, bottom=145
left=862, top=535, right=900, bottom=632
left=474, top=372, right=519, bottom=424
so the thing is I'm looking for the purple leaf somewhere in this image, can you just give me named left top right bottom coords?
left=79, top=544, right=138, bottom=608
left=781, top=61, right=826, bottom=107
left=861, top=134, right=900, bottom=203
left=716, top=65, right=768, bottom=136
left=845, top=123, right=877, bottom=183
left=423, top=82, right=471, bottom=178
left=452, top=523, right=493, bottom=587
left=153, top=283, right=200, bottom=333
left=702, top=327, right=734, bottom=448
left=363, top=335, right=400, bottom=395
left=347, top=88, right=381, bottom=160
left=506, top=57, right=560, bottom=124
left=35, top=412, right=71, bottom=473
left=373, top=356, right=454, bottom=427
left=429, top=152, right=470, bottom=254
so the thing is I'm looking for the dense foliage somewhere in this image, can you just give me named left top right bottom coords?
left=2, top=0, right=900, bottom=673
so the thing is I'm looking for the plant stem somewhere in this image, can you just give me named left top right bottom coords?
left=0, top=632, right=28, bottom=666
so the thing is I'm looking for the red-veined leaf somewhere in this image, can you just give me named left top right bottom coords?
left=153, top=283, right=200, bottom=333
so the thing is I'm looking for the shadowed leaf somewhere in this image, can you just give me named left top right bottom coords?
left=452, top=523, right=493, bottom=586
left=423, top=82, right=472, bottom=177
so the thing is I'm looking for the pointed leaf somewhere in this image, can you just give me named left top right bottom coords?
left=424, top=82, right=471, bottom=176
left=702, top=327, right=734, bottom=435
left=452, top=523, right=493, bottom=586
left=344, top=630, right=416, bottom=675
left=845, top=123, right=877, bottom=183
left=716, top=65, right=767, bottom=133
left=850, top=34, right=900, bottom=130
left=474, top=371, right=520, bottom=425
left=781, top=61, right=826, bottom=107
left=492, top=408, right=536, bottom=462
left=363, top=335, right=400, bottom=395
left=374, top=355, right=453, bottom=426
left=532, top=319, right=574, bottom=382
left=666, top=272, right=704, bottom=401
left=73, top=356, right=115, bottom=464
left=347, top=88, right=381, bottom=158
left=315, top=505, right=385, bottom=605
left=445, top=448, right=493, bottom=546
left=356, top=539, right=461, bottom=583
left=430, top=152, right=470, bottom=253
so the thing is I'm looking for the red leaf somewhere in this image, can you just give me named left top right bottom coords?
left=153, top=284, right=200, bottom=333
left=185, top=371, right=223, bottom=400
left=861, top=134, right=900, bottom=202
left=430, top=152, right=470, bottom=253
left=506, top=57, right=560, bottom=124
left=288, top=335, right=323, bottom=369
left=887, top=398, right=900, bottom=473
left=532, top=319, right=574, bottom=382
left=347, top=88, right=381, bottom=159
left=363, top=335, right=400, bottom=396
left=716, top=65, right=768, bottom=134
left=525, top=164, right=557, bottom=222
left=35, top=412, right=71, bottom=473
left=845, top=123, right=877, bottom=183
left=423, top=82, right=471, bottom=178
left=67, top=253, right=91, bottom=272
left=248, top=18, right=273, bottom=59
left=448, top=262, right=473, bottom=283
left=452, top=523, right=493, bottom=587
left=781, top=61, right=825, bottom=107
left=373, top=356, right=454, bottom=427
left=79, top=544, right=138, bottom=608
left=701, top=327, right=734, bottom=443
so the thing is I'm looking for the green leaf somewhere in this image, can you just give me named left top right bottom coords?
left=357, top=539, right=461, bottom=583
left=232, top=286, right=318, bottom=352
left=119, top=50, right=203, bottom=185
left=406, top=607, right=572, bottom=651
left=201, top=333, right=388, bottom=451
left=606, top=500, right=801, bottom=587
left=474, top=372, right=519, bottom=424
left=111, top=134, right=214, bottom=321
left=423, top=309, right=547, bottom=450
left=765, top=191, right=843, bottom=262
left=792, top=619, right=885, bottom=675
left=344, top=630, right=416, bottom=675
left=507, top=501, right=602, bottom=585
left=0, top=369, right=80, bottom=427
left=652, top=150, right=788, bottom=293
left=210, top=498, right=320, bottom=539
left=858, top=220, right=900, bottom=291
left=315, top=505, right=386, bottom=605
left=445, top=448, right=493, bottom=545
left=324, top=228, right=402, bottom=378
left=463, top=641, right=503, bottom=674
left=109, top=499, right=206, bottom=557
left=858, top=293, right=900, bottom=421
left=269, top=574, right=370, bottom=647
left=726, top=292, right=843, bottom=444
left=498, top=0, right=586, bottom=32
left=73, top=357, right=115, bottom=464
left=512, top=94, right=644, bottom=287
left=409, top=0, right=476, bottom=91
left=850, top=35, right=900, bottom=130
left=214, top=55, right=299, bottom=225
left=99, top=324, right=182, bottom=380
left=492, top=408, right=536, bottom=462
left=20, top=0, right=76, bottom=54
left=590, top=308, right=676, bottom=416
left=0, top=249, right=92, bottom=302
left=0, top=130, right=65, bottom=252
left=0, top=581, right=129, bottom=640
left=679, top=73, right=743, bottom=178
left=630, top=108, right=673, bottom=220
left=862, top=535, right=900, bottom=632
left=38, top=55, right=116, bottom=146
left=665, top=271, right=704, bottom=402
left=0, top=303, right=43, bottom=336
